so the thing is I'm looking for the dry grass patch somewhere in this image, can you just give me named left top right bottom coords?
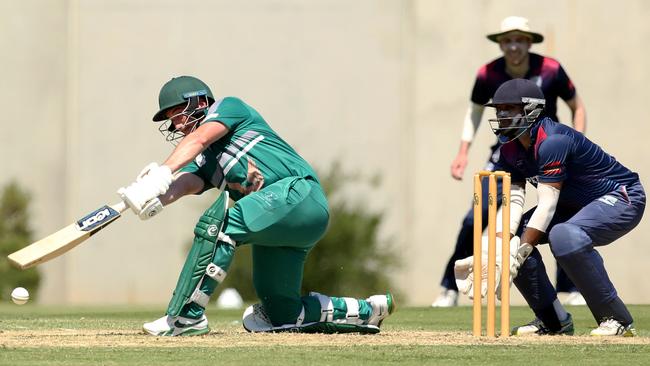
left=2, top=329, right=649, bottom=348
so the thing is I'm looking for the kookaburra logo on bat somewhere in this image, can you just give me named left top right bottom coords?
left=77, top=206, right=119, bottom=231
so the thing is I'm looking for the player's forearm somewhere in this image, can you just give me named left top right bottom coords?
left=572, top=108, right=586, bottom=133
left=520, top=227, right=545, bottom=247
left=163, top=134, right=209, bottom=172
left=163, top=122, right=229, bottom=172
left=522, top=182, right=561, bottom=245
left=159, top=172, right=204, bottom=206
left=460, top=103, right=485, bottom=143
left=568, top=95, right=587, bottom=133
left=457, top=140, right=471, bottom=156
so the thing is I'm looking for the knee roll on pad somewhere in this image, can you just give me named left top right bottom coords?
left=167, top=191, right=234, bottom=316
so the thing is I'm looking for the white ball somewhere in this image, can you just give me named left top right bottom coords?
left=11, top=287, right=29, bottom=305
left=216, top=288, right=243, bottom=309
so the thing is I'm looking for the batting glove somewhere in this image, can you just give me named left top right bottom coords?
left=118, top=163, right=172, bottom=218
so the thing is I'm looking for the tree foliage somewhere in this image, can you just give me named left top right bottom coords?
left=0, top=181, right=41, bottom=301
left=215, top=162, right=401, bottom=301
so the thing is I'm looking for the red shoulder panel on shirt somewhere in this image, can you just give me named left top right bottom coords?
left=541, top=56, right=560, bottom=72
left=534, top=126, right=548, bottom=160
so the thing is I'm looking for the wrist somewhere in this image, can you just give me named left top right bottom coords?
left=458, top=141, right=471, bottom=155
left=517, top=242, right=534, bottom=263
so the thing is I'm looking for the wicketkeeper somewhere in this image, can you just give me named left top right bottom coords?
left=117, top=76, right=394, bottom=336
left=455, top=79, right=644, bottom=337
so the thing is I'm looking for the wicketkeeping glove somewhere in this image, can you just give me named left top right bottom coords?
left=510, top=241, right=534, bottom=279
left=454, top=235, right=520, bottom=300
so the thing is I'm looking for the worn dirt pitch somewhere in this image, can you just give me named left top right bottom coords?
left=2, top=329, right=649, bottom=348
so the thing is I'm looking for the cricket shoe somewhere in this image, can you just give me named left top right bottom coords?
left=366, top=292, right=396, bottom=327
left=143, top=314, right=209, bottom=336
left=590, top=319, right=637, bottom=337
left=431, top=288, right=459, bottom=308
left=511, top=314, right=574, bottom=336
left=563, top=292, right=587, bottom=306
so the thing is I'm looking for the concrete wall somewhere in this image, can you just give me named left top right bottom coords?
left=1, top=0, right=648, bottom=305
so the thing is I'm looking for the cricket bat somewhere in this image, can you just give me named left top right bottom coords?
left=7, top=201, right=129, bottom=270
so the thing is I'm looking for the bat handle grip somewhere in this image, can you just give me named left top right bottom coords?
left=111, top=201, right=129, bottom=213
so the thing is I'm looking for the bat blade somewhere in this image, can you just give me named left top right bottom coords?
left=7, top=201, right=127, bottom=270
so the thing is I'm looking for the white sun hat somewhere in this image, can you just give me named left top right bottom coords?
left=486, top=16, right=544, bottom=44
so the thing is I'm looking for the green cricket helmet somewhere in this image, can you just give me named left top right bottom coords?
left=153, top=76, right=215, bottom=144
left=153, top=76, right=215, bottom=121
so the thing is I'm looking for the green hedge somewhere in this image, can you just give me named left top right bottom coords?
left=0, top=181, right=41, bottom=302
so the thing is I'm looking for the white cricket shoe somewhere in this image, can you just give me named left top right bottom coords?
left=563, top=292, right=587, bottom=306
left=431, top=289, right=459, bottom=308
left=590, top=319, right=637, bottom=337
left=143, top=314, right=209, bottom=336
left=511, top=314, right=574, bottom=336
left=366, top=292, right=396, bottom=327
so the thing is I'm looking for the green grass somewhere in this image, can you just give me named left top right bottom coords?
left=1, top=304, right=649, bottom=365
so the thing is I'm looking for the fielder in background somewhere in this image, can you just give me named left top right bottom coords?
left=434, top=16, right=588, bottom=307
left=117, top=76, right=394, bottom=336
left=463, top=78, right=644, bottom=336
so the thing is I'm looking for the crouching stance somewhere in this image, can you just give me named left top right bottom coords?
left=117, top=76, right=394, bottom=336
left=454, top=79, right=645, bottom=337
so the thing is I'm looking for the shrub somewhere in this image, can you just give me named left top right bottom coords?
left=0, top=181, right=41, bottom=301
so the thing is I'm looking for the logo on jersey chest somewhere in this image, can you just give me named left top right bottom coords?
left=526, top=176, right=539, bottom=186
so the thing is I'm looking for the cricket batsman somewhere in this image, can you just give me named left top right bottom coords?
left=455, top=79, right=645, bottom=336
left=117, top=76, right=394, bottom=336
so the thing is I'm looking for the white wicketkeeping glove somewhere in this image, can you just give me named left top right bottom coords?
left=454, top=255, right=487, bottom=300
left=118, top=163, right=173, bottom=220
left=454, top=235, right=520, bottom=300
left=510, top=241, right=534, bottom=280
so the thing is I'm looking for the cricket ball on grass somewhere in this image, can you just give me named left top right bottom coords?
left=11, top=287, right=29, bottom=305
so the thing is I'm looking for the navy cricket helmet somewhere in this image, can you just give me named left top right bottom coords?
left=485, top=78, right=546, bottom=144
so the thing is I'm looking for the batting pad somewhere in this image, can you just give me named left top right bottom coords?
left=167, top=191, right=230, bottom=317
left=242, top=303, right=380, bottom=334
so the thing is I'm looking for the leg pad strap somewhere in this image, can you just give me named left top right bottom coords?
left=166, top=192, right=229, bottom=316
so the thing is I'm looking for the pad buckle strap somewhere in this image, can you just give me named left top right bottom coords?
left=310, top=292, right=334, bottom=322
left=343, top=297, right=359, bottom=319
left=295, top=306, right=306, bottom=327
left=189, top=288, right=210, bottom=308
left=218, top=232, right=236, bottom=247
left=205, top=263, right=227, bottom=283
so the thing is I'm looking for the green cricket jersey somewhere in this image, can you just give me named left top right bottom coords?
left=180, top=97, right=319, bottom=201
